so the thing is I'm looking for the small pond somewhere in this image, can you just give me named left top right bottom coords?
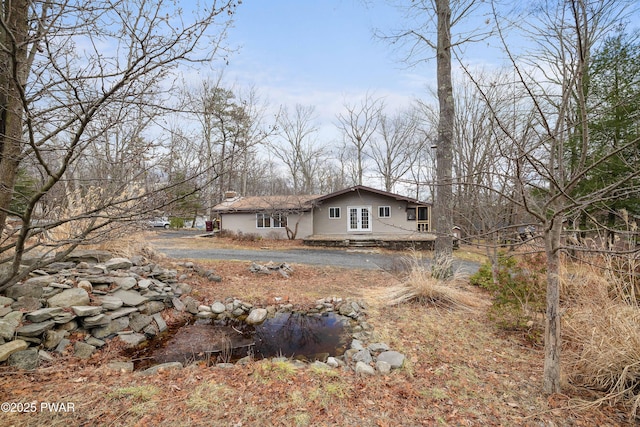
left=131, top=312, right=353, bottom=369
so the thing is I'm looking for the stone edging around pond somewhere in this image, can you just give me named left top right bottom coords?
left=0, top=251, right=406, bottom=376
left=183, top=294, right=406, bottom=376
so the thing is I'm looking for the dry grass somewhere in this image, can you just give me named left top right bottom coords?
left=384, top=251, right=488, bottom=311
left=0, top=238, right=634, bottom=426
left=563, top=260, right=640, bottom=418
left=108, top=385, right=161, bottom=402
left=604, top=251, right=640, bottom=307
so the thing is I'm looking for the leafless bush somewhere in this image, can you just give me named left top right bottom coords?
left=215, top=230, right=262, bottom=242
left=266, top=231, right=284, bottom=240
left=234, top=232, right=261, bottom=242
left=217, top=229, right=236, bottom=239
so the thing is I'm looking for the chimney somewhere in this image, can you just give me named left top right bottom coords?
left=224, top=191, right=238, bottom=200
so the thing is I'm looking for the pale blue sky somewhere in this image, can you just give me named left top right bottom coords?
left=227, top=1, right=418, bottom=90
left=190, top=1, right=639, bottom=148
left=222, top=0, right=438, bottom=142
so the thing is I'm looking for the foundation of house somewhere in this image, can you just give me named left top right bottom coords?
left=302, top=233, right=437, bottom=250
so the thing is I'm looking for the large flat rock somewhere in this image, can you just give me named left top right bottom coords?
left=72, top=306, right=103, bottom=317
left=47, top=288, right=90, bottom=308
left=26, top=307, right=65, bottom=322
left=64, top=250, right=113, bottom=263
left=376, top=351, right=405, bottom=368
left=5, top=281, right=44, bottom=299
left=110, top=290, right=148, bottom=307
left=104, top=258, right=133, bottom=271
left=98, top=295, right=124, bottom=310
left=91, top=317, right=129, bottom=339
left=246, top=308, right=268, bottom=325
left=118, top=333, right=146, bottom=348
left=107, top=307, right=138, bottom=319
left=16, top=320, right=56, bottom=337
left=0, top=340, right=28, bottom=362
left=0, top=316, right=21, bottom=340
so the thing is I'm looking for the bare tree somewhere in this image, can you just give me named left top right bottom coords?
left=410, top=102, right=438, bottom=202
left=464, top=0, right=638, bottom=394
left=315, top=158, right=348, bottom=194
left=0, top=0, right=238, bottom=289
left=431, top=0, right=456, bottom=278
left=522, top=0, right=636, bottom=395
left=451, top=70, right=533, bottom=245
left=382, top=0, right=488, bottom=278
left=233, top=86, right=275, bottom=196
left=247, top=153, right=291, bottom=196
left=272, top=104, right=325, bottom=194
left=183, top=79, right=239, bottom=217
left=160, top=126, right=207, bottom=226
left=181, top=77, right=273, bottom=217
left=370, top=106, right=424, bottom=192
left=335, top=94, right=384, bottom=186
left=336, top=139, right=360, bottom=187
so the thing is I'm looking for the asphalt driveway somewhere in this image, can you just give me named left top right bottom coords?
left=148, top=231, right=480, bottom=275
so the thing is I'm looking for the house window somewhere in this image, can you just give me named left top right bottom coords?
left=406, top=208, right=416, bottom=221
left=273, top=213, right=287, bottom=228
left=256, top=213, right=271, bottom=228
left=417, top=206, right=429, bottom=232
left=378, top=206, right=391, bottom=218
left=257, top=213, right=287, bottom=228
left=418, top=207, right=429, bottom=221
left=329, top=207, right=341, bottom=219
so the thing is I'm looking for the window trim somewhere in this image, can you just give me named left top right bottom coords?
left=406, top=208, right=416, bottom=221
left=418, top=206, right=429, bottom=221
left=378, top=206, right=391, bottom=218
left=272, top=213, right=287, bottom=228
left=257, top=212, right=287, bottom=228
left=328, top=207, right=341, bottom=219
left=256, top=213, right=271, bottom=228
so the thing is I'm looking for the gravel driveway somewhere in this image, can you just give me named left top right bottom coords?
left=149, top=231, right=480, bottom=275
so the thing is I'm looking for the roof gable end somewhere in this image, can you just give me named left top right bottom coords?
left=312, top=185, right=428, bottom=205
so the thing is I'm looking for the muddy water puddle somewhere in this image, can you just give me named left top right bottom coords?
left=131, top=312, right=352, bottom=369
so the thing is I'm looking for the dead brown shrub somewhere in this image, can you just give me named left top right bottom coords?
left=563, top=260, right=640, bottom=418
left=385, top=251, right=487, bottom=311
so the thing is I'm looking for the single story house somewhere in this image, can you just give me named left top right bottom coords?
left=212, top=192, right=318, bottom=240
left=212, top=185, right=436, bottom=248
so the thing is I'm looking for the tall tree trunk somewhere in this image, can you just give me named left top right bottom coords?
left=543, top=216, right=563, bottom=394
left=432, top=0, right=454, bottom=278
left=0, top=0, right=29, bottom=234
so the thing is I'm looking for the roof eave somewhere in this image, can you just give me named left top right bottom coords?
left=312, top=185, right=430, bottom=205
left=213, top=206, right=314, bottom=214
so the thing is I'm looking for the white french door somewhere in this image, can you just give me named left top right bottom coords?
left=347, top=206, right=371, bottom=232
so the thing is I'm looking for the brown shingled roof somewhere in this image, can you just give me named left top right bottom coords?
left=212, top=194, right=321, bottom=213
left=213, top=185, right=430, bottom=214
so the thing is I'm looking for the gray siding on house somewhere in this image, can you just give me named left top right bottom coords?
left=220, top=211, right=314, bottom=239
left=312, top=191, right=423, bottom=235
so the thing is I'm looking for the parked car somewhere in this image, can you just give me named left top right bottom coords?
left=149, top=218, right=170, bottom=229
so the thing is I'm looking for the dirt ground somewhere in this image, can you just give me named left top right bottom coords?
left=0, top=238, right=632, bottom=426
